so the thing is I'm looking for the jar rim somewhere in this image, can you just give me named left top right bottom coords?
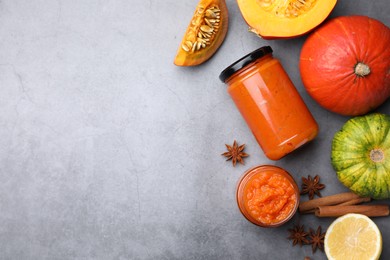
left=219, top=46, right=273, bottom=83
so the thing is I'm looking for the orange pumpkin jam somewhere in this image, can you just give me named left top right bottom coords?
left=236, top=165, right=299, bottom=227
left=220, top=46, right=319, bottom=160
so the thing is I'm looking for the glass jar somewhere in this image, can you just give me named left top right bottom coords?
left=236, top=165, right=299, bottom=227
left=219, top=46, right=319, bottom=160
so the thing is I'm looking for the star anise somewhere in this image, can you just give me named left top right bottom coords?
left=287, top=224, right=309, bottom=247
left=221, top=140, right=249, bottom=167
left=309, top=226, right=325, bottom=253
left=300, top=175, right=325, bottom=200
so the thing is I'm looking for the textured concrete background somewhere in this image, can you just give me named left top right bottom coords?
left=0, top=0, right=389, bottom=259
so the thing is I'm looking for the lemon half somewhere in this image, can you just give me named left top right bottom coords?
left=324, top=213, right=382, bottom=260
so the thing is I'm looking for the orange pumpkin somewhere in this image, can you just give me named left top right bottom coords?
left=300, top=15, right=390, bottom=116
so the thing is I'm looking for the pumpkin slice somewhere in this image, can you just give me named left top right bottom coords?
left=237, top=0, right=337, bottom=39
left=174, top=0, right=228, bottom=66
left=331, top=113, right=390, bottom=199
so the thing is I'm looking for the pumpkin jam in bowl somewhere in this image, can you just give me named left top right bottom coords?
left=236, top=165, right=299, bottom=227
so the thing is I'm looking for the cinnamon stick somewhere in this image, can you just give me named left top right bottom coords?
left=299, top=192, right=360, bottom=213
left=300, top=209, right=315, bottom=214
left=300, top=196, right=371, bottom=214
left=337, top=197, right=371, bottom=206
left=315, top=205, right=390, bottom=217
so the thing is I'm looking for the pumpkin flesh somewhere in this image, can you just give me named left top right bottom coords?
left=237, top=0, right=337, bottom=38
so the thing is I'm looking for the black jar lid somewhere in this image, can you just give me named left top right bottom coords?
left=219, top=46, right=273, bottom=83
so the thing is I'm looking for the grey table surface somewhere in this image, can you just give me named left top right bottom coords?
left=0, top=0, right=389, bottom=259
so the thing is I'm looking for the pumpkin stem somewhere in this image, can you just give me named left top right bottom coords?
left=354, top=62, right=371, bottom=77
left=370, top=149, right=384, bottom=163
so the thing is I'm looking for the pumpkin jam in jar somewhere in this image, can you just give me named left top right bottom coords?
left=219, top=46, right=319, bottom=160
left=236, top=165, right=299, bottom=227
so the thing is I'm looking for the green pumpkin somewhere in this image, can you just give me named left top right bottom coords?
left=331, top=113, right=390, bottom=199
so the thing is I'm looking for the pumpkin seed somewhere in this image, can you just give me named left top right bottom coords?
left=205, top=18, right=213, bottom=27
left=185, top=41, right=193, bottom=49
left=181, top=44, right=190, bottom=52
left=200, top=25, right=213, bottom=33
left=196, top=41, right=202, bottom=50
left=203, top=32, right=212, bottom=38
left=198, top=37, right=207, bottom=43
left=205, top=9, right=217, bottom=18
left=257, top=0, right=317, bottom=18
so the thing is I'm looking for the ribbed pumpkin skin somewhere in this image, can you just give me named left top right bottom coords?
left=331, top=113, right=390, bottom=199
left=300, top=16, right=390, bottom=116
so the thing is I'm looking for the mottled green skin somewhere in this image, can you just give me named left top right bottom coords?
left=331, top=113, right=390, bottom=199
